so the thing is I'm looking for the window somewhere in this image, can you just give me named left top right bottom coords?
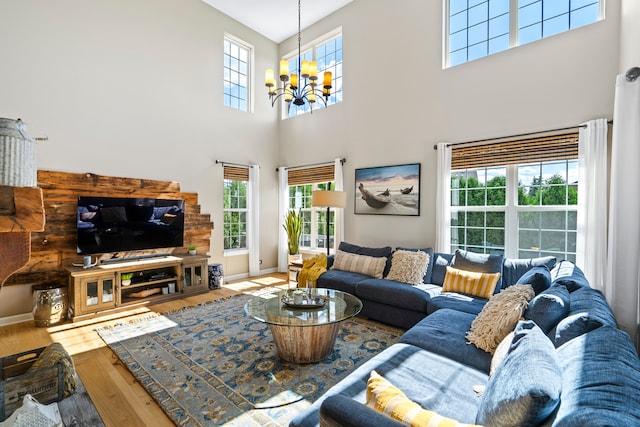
left=445, top=0, right=602, bottom=67
left=284, top=30, right=342, bottom=118
left=287, top=164, right=336, bottom=251
left=223, top=166, right=249, bottom=250
left=450, top=132, right=579, bottom=262
left=224, top=35, right=252, bottom=111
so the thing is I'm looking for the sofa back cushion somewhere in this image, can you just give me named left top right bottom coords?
left=515, top=265, right=552, bottom=294
left=430, top=252, right=454, bottom=286
left=502, top=256, right=556, bottom=289
left=332, top=250, right=387, bottom=279
left=550, top=326, right=640, bottom=426
left=476, top=321, right=562, bottom=426
left=452, top=249, right=504, bottom=292
left=338, top=241, right=393, bottom=276
left=524, top=284, right=570, bottom=334
left=550, top=260, right=590, bottom=291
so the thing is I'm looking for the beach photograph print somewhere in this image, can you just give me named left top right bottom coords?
left=355, top=163, right=420, bottom=216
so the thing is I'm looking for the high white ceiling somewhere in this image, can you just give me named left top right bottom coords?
left=201, top=0, right=353, bottom=43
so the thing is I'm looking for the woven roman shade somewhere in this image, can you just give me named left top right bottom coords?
left=451, top=132, right=579, bottom=170
left=223, top=165, right=249, bottom=181
left=288, top=164, right=335, bottom=186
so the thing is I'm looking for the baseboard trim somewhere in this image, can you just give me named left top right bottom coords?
left=0, top=312, right=33, bottom=327
left=224, top=267, right=278, bottom=284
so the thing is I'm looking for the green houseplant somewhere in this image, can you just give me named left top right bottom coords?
left=121, top=272, right=133, bottom=286
left=283, top=209, right=303, bottom=256
left=187, top=244, right=197, bottom=255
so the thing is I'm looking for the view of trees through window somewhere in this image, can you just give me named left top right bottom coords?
left=451, top=160, right=578, bottom=261
left=288, top=182, right=335, bottom=250
left=223, top=179, right=248, bottom=250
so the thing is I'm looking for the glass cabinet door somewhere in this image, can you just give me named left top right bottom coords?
left=184, top=267, right=193, bottom=288
left=86, top=280, right=99, bottom=307
left=194, top=266, right=202, bottom=285
left=102, top=278, right=114, bottom=303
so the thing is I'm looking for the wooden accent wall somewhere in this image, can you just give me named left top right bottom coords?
left=4, top=170, right=213, bottom=287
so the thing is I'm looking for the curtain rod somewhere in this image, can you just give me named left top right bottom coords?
left=215, top=160, right=254, bottom=168
left=276, top=158, right=346, bottom=172
left=431, top=121, right=613, bottom=151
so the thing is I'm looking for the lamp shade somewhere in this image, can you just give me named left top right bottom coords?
left=312, top=190, right=346, bottom=208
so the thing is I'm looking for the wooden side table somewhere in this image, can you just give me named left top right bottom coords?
left=288, top=261, right=303, bottom=287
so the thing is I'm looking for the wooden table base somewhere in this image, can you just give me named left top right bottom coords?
left=269, top=323, right=340, bottom=363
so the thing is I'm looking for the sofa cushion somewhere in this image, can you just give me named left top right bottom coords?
left=355, top=279, right=438, bottom=313
left=452, top=249, right=504, bottom=291
left=289, top=343, right=488, bottom=427
left=502, top=256, right=556, bottom=289
left=466, top=284, right=535, bottom=354
left=396, top=247, right=435, bottom=284
left=386, top=250, right=430, bottom=285
left=442, top=266, right=500, bottom=299
left=550, top=260, right=590, bottom=292
left=548, top=326, right=640, bottom=426
left=516, top=265, right=552, bottom=294
left=476, top=321, right=562, bottom=426
left=430, top=252, right=454, bottom=286
left=553, top=287, right=617, bottom=347
left=400, top=308, right=492, bottom=373
left=426, top=292, right=488, bottom=316
left=338, top=242, right=394, bottom=276
left=317, top=269, right=368, bottom=295
left=489, top=331, right=514, bottom=376
left=524, top=284, right=570, bottom=334
left=332, top=250, right=387, bottom=279
left=366, top=370, right=481, bottom=427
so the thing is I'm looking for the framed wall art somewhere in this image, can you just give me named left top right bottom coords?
left=354, top=163, right=420, bottom=216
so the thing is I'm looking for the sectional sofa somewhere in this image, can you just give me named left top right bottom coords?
left=289, top=243, right=640, bottom=427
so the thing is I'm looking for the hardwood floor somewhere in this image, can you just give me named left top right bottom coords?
left=0, top=273, right=290, bottom=426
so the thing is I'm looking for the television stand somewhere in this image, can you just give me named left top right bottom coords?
left=99, top=252, right=173, bottom=265
left=66, top=255, right=209, bottom=322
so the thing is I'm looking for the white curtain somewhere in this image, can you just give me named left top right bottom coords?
left=606, top=72, right=640, bottom=350
left=277, top=167, right=289, bottom=272
left=334, top=158, right=345, bottom=253
left=576, top=119, right=608, bottom=291
left=248, top=164, right=260, bottom=277
left=435, top=143, right=452, bottom=253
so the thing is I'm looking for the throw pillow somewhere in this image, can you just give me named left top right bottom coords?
left=466, top=284, right=535, bottom=353
left=26, top=342, right=77, bottom=398
left=366, top=370, right=481, bottom=427
left=516, top=266, right=552, bottom=295
left=502, top=256, right=556, bottom=290
left=331, top=250, right=387, bottom=279
left=338, top=241, right=394, bottom=276
left=442, top=266, right=501, bottom=299
left=489, top=331, right=514, bottom=376
left=386, top=250, right=430, bottom=285
left=524, top=284, right=570, bottom=334
left=396, top=247, right=435, bottom=283
left=476, top=321, right=562, bottom=426
left=430, top=252, right=455, bottom=286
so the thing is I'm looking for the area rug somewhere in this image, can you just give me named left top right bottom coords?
left=95, top=292, right=403, bottom=426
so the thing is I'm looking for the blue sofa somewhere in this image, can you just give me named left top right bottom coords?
left=290, top=244, right=640, bottom=427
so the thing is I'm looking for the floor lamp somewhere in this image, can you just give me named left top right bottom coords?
left=312, top=189, right=347, bottom=256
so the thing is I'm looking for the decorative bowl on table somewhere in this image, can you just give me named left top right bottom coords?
left=281, top=293, right=328, bottom=308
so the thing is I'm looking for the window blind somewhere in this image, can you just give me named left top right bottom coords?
left=451, top=132, right=579, bottom=170
left=223, top=165, right=249, bottom=181
left=287, top=164, right=335, bottom=186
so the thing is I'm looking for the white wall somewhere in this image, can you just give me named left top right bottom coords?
left=279, top=0, right=621, bottom=250
left=620, top=0, right=640, bottom=73
left=0, top=0, right=280, bottom=318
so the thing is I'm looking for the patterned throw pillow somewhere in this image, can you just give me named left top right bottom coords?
left=442, top=266, right=501, bottom=299
left=366, top=370, right=482, bottom=427
left=466, top=284, right=535, bottom=354
left=331, top=250, right=387, bottom=279
left=386, top=250, right=430, bottom=285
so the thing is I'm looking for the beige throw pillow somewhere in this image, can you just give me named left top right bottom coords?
left=466, top=284, right=535, bottom=354
left=386, top=250, right=430, bottom=285
left=332, top=250, right=387, bottom=279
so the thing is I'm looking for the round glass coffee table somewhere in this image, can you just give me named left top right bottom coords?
left=244, top=288, right=362, bottom=363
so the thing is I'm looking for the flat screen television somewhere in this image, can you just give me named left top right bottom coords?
left=77, top=196, right=185, bottom=255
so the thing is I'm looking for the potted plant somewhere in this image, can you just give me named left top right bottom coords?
left=121, top=272, right=133, bottom=286
left=187, top=244, right=197, bottom=255
left=283, top=209, right=303, bottom=262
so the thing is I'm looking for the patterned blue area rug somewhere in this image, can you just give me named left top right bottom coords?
left=96, top=292, right=403, bottom=426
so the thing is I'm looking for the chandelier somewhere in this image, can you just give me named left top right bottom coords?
left=264, top=0, right=332, bottom=113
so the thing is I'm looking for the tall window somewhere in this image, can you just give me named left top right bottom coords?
left=287, top=164, right=336, bottom=251
left=223, top=166, right=249, bottom=250
left=224, top=35, right=252, bottom=112
left=445, top=0, right=602, bottom=67
left=450, top=132, right=579, bottom=262
left=284, top=30, right=342, bottom=118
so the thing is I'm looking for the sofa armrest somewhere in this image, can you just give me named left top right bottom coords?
left=319, top=395, right=404, bottom=427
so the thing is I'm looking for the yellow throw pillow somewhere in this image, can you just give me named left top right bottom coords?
left=442, top=266, right=500, bottom=299
left=366, top=370, right=482, bottom=427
